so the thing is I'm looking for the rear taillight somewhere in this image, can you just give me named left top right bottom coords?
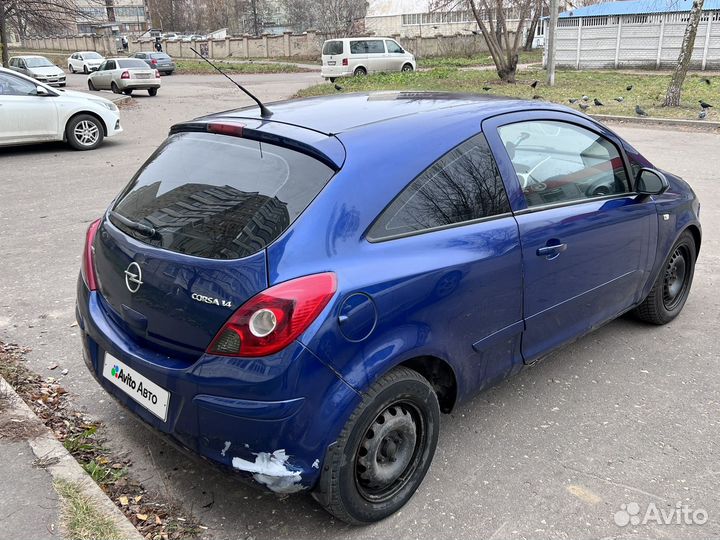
left=342, top=58, right=348, bottom=66
left=151, top=59, right=158, bottom=65
left=81, top=219, right=101, bottom=291
left=120, top=70, right=130, bottom=79
left=207, top=273, right=337, bottom=357
left=155, top=69, right=160, bottom=78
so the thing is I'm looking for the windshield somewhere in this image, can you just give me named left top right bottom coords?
left=25, top=57, right=54, bottom=68
left=84, top=52, right=102, bottom=59
left=110, top=132, right=335, bottom=260
left=118, top=59, right=150, bottom=69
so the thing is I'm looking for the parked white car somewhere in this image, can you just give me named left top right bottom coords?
left=8, top=55, right=66, bottom=86
left=0, top=66, right=122, bottom=150
left=67, top=51, right=105, bottom=74
left=321, top=37, right=416, bottom=81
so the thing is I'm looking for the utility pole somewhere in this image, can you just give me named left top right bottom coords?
left=546, top=0, right=558, bottom=86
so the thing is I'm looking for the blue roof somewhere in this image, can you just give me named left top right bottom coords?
left=560, top=0, right=720, bottom=18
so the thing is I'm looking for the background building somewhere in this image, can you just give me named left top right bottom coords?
left=75, top=0, right=150, bottom=35
left=553, top=0, right=720, bottom=70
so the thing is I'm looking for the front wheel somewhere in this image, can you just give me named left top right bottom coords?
left=66, top=114, right=104, bottom=151
left=634, top=230, right=696, bottom=324
left=315, top=367, right=440, bottom=524
left=148, top=88, right=158, bottom=96
left=401, top=63, right=414, bottom=73
left=69, top=64, right=75, bottom=73
left=83, top=65, right=89, bottom=74
left=87, top=79, right=97, bottom=91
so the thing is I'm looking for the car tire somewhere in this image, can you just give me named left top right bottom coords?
left=65, top=114, right=104, bottom=151
left=148, top=88, right=158, bottom=96
left=87, top=79, right=97, bottom=91
left=166, top=70, right=173, bottom=75
left=353, top=66, right=367, bottom=77
left=634, top=230, right=696, bottom=325
left=123, top=89, right=133, bottom=95
left=69, top=64, right=75, bottom=73
left=315, top=366, right=440, bottom=525
left=329, top=77, right=337, bottom=83
left=83, top=65, right=89, bottom=74
left=401, top=63, right=414, bottom=73
left=111, top=82, right=121, bottom=94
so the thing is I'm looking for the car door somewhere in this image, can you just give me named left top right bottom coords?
left=364, top=39, right=387, bottom=72
left=0, top=72, right=58, bottom=144
left=96, top=60, right=114, bottom=89
left=366, top=132, right=524, bottom=391
left=384, top=39, right=406, bottom=71
left=484, top=112, right=658, bottom=362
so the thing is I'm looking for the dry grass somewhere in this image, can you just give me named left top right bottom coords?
left=54, top=479, right=123, bottom=540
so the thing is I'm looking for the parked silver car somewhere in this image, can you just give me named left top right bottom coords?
left=320, top=38, right=416, bottom=81
left=8, top=55, right=66, bottom=87
left=87, top=58, right=161, bottom=96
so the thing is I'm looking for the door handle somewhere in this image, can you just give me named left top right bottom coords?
left=537, top=243, right=567, bottom=258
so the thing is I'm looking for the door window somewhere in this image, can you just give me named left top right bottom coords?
left=105, top=60, right=116, bottom=70
left=0, top=72, right=38, bottom=95
left=385, top=40, right=404, bottom=54
left=498, top=120, right=629, bottom=208
left=369, top=133, right=511, bottom=240
left=366, top=40, right=385, bottom=53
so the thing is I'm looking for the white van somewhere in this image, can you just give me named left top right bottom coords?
left=321, top=37, right=416, bottom=81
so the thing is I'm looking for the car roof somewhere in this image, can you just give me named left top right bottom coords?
left=201, top=91, right=579, bottom=136
left=10, top=55, right=48, bottom=59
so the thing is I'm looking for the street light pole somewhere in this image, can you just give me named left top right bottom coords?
left=546, top=0, right=558, bottom=86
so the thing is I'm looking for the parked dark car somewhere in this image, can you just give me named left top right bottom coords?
left=133, top=51, right=176, bottom=74
left=76, top=92, right=701, bottom=525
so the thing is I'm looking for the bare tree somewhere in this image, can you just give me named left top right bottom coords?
left=433, top=0, right=535, bottom=83
left=664, top=0, right=705, bottom=107
left=523, top=0, right=543, bottom=51
left=280, top=0, right=367, bottom=36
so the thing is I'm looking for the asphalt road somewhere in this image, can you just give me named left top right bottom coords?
left=1, top=72, right=719, bottom=540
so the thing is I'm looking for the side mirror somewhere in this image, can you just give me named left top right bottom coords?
left=35, top=85, right=50, bottom=96
left=636, top=168, right=669, bottom=196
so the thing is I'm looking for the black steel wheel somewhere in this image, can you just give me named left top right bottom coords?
left=314, top=367, right=440, bottom=524
left=635, top=230, right=696, bottom=324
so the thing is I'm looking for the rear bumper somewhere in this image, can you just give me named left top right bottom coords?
left=321, top=66, right=352, bottom=78
left=75, top=278, right=359, bottom=493
left=118, top=80, right=161, bottom=90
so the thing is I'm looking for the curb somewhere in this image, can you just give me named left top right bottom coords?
left=108, top=95, right=132, bottom=107
left=0, top=376, right=144, bottom=540
left=589, top=113, right=720, bottom=130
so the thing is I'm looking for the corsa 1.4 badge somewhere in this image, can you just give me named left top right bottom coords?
left=102, top=354, right=170, bottom=421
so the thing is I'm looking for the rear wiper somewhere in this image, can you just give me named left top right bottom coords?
left=108, top=211, right=156, bottom=237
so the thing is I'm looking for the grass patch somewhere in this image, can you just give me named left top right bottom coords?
left=418, top=49, right=543, bottom=69
left=175, top=59, right=310, bottom=74
left=54, top=479, right=123, bottom=540
left=298, top=67, right=719, bottom=120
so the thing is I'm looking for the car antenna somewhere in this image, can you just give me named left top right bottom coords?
left=190, top=47, right=272, bottom=118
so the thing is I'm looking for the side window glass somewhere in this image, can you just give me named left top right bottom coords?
left=106, top=60, right=115, bottom=70
left=350, top=41, right=367, bottom=54
left=366, top=40, right=385, bottom=53
left=385, top=40, right=403, bottom=54
left=0, top=73, right=38, bottom=96
left=369, top=133, right=511, bottom=240
left=498, top=120, right=629, bottom=208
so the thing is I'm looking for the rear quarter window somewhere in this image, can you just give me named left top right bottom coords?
left=110, top=132, right=335, bottom=260
left=323, top=41, right=344, bottom=55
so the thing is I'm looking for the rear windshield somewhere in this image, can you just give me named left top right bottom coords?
left=151, top=53, right=171, bottom=59
left=117, top=59, right=149, bottom=69
left=323, top=40, right=343, bottom=55
left=109, top=132, right=335, bottom=260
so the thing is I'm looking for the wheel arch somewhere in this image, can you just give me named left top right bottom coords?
left=400, top=356, right=457, bottom=413
left=64, top=110, right=108, bottom=140
left=686, top=224, right=701, bottom=257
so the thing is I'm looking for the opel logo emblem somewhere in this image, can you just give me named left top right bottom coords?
left=124, top=262, right=143, bottom=293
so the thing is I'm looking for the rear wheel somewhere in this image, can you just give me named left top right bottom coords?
left=315, top=367, right=440, bottom=524
left=65, top=114, right=104, bottom=151
left=123, top=89, right=133, bottom=95
left=353, top=66, right=367, bottom=77
left=401, top=63, right=414, bottom=73
left=111, top=82, right=121, bottom=94
left=634, top=230, right=696, bottom=324
left=329, top=77, right=337, bottom=83
left=148, top=88, right=158, bottom=96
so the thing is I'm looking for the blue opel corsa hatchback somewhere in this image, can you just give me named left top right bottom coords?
left=77, top=92, right=701, bottom=524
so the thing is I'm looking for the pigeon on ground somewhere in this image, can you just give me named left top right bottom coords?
left=593, top=98, right=604, bottom=106
left=626, top=85, right=634, bottom=91
left=530, top=80, right=538, bottom=88
left=702, top=78, right=711, bottom=85
left=569, top=98, right=579, bottom=104
left=635, top=105, right=648, bottom=116
left=582, top=95, right=589, bottom=101
left=699, top=110, right=708, bottom=120
left=482, top=86, right=491, bottom=91
left=579, top=103, right=590, bottom=110
left=532, top=94, right=542, bottom=100
left=334, top=83, right=343, bottom=91
left=699, top=100, right=713, bottom=109
left=614, top=96, right=624, bottom=102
